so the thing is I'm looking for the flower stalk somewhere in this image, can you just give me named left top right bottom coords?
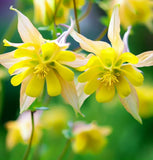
left=73, top=0, right=80, bottom=33
left=23, top=111, right=35, bottom=160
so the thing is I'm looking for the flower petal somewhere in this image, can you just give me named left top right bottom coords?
left=20, top=76, right=36, bottom=113
left=119, top=84, right=142, bottom=123
left=96, top=85, right=115, bottom=103
left=53, top=61, right=74, bottom=81
left=0, top=51, right=20, bottom=69
left=11, top=69, right=32, bottom=86
left=135, top=51, right=153, bottom=67
left=84, top=77, right=100, bottom=95
left=119, top=52, right=139, bottom=64
left=10, top=6, right=44, bottom=45
left=46, top=69, right=61, bottom=96
left=41, top=42, right=60, bottom=61
left=56, top=51, right=76, bottom=62
left=58, top=75, right=82, bottom=115
left=121, top=65, right=144, bottom=86
left=70, top=29, right=111, bottom=55
left=8, top=60, right=36, bottom=75
left=3, top=39, right=23, bottom=47
left=63, top=53, right=88, bottom=68
left=26, top=75, right=45, bottom=97
left=108, top=5, right=124, bottom=54
left=116, top=76, right=131, bottom=98
left=76, top=83, right=90, bottom=108
left=123, top=26, right=131, bottom=53
left=78, top=66, right=103, bottom=82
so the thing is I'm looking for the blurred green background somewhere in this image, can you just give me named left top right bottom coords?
left=0, top=0, right=153, bottom=160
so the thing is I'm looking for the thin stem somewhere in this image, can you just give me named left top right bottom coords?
left=79, top=1, right=92, bottom=22
left=58, top=139, right=71, bottom=160
left=53, top=0, right=62, bottom=25
left=23, top=111, right=35, bottom=160
left=96, top=27, right=108, bottom=41
left=73, top=0, right=80, bottom=33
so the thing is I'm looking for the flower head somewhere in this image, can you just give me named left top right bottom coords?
left=99, top=0, right=153, bottom=30
left=0, top=7, right=85, bottom=114
left=70, top=5, right=153, bottom=123
left=72, top=122, right=111, bottom=154
left=41, top=106, right=70, bottom=135
left=136, top=85, right=153, bottom=118
left=33, top=0, right=85, bottom=25
left=5, top=111, right=42, bottom=150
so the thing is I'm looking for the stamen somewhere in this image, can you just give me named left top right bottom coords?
left=34, top=63, right=50, bottom=79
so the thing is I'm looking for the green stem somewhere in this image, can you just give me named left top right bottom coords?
left=23, top=111, right=35, bottom=160
left=96, top=27, right=108, bottom=41
left=79, top=1, right=92, bottom=22
left=73, top=0, right=80, bottom=33
left=57, top=139, right=71, bottom=160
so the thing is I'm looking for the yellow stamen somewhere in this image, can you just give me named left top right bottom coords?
left=34, top=63, right=50, bottom=79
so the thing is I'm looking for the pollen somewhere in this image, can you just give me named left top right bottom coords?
left=34, top=63, right=50, bottom=79
left=100, top=71, right=119, bottom=86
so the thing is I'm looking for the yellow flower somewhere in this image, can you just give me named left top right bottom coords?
left=0, top=7, right=85, bottom=114
left=41, top=106, right=70, bottom=135
left=99, top=0, right=153, bottom=29
left=136, top=85, right=153, bottom=118
left=33, top=0, right=70, bottom=25
left=5, top=111, right=42, bottom=150
left=70, top=5, right=153, bottom=123
left=33, top=0, right=85, bottom=25
left=72, top=122, right=111, bottom=154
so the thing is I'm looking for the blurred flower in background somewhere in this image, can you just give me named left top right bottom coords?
left=33, top=0, right=85, bottom=25
left=41, top=106, right=71, bottom=135
left=71, top=121, right=111, bottom=154
left=99, top=0, right=153, bottom=31
left=5, top=111, right=42, bottom=150
left=136, top=85, right=153, bottom=118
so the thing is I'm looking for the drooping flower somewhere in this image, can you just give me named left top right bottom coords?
left=0, top=7, right=86, bottom=113
left=5, top=111, right=42, bottom=150
left=70, top=5, right=153, bottom=123
left=99, top=0, right=153, bottom=30
left=41, top=106, right=70, bottom=135
left=72, top=121, right=111, bottom=154
left=136, top=85, right=153, bottom=118
left=33, top=0, right=85, bottom=25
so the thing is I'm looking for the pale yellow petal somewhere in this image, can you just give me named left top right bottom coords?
left=58, top=75, right=82, bottom=115
left=70, top=29, right=111, bottom=55
left=20, top=76, right=36, bottom=113
left=26, top=75, right=45, bottom=97
left=46, top=69, right=61, bottom=96
left=119, top=84, right=142, bottom=123
left=108, top=5, right=124, bottom=54
left=3, top=39, right=23, bottom=47
left=96, top=85, right=115, bottom=103
left=135, top=51, right=153, bottom=67
left=10, top=6, right=44, bottom=44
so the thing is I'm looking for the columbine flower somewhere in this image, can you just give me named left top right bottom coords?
left=72, top=122, right=111, bottom=154
left=99, top=0, right=153, bottom=30
left=41, top=106, right=70, bottom=135
left=5, top=111, right=42, bottom=150
left=136, top=85, right=153, bottom=118
left=0, top=7, right=86, bottom=113
left=70, top=5, right=153, bottom=123
left=33, top=0, right=85, bottom=25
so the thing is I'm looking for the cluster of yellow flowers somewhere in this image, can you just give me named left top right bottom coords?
left=1, top=0, right=153, bottom=156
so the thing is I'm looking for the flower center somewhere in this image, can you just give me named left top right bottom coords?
left=100, top=71, right=119, bottom=86
left=34, top=63, right=50, bottom=79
